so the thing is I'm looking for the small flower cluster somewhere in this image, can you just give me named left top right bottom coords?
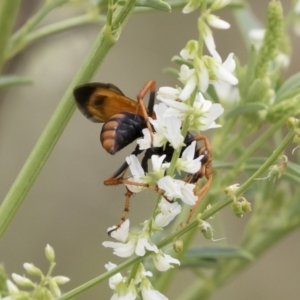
left=0, top=245, right=70, bottom=300
left=225, top=184, right=251, bottom=218
left=249, top=28, right=290, bottom=69
left=103, top=1, right=238, bottom=299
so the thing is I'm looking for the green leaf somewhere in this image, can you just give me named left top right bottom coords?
left=212, top=160, right=233, bottom=169
left=163, top=67, right=179, bottom=79
left=245, top=158, right=300, bottom=185
left=274, top=87, right=300, bottom=103
left=181, top=246, right=254, bottom=268
left=275, top=72, right=300, bottom=102
left=225, top=103, right=268, bottom=119
left=0, top=75, right=33, bottom=88
left=135, top=0, right=171, bottom=11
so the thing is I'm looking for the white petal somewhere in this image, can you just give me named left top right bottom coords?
left=158, top=176, right=182, bottom=199
left=182, top=0, right=199, bottom=14
left=222, top=53, right=236, bottom=73
left=212, top=64, right=238, bottom=85
left=135, top=237, right=158, bottom=256
left=179, top=76, right=197, bottom=101
left=153, top=252, right=180, bottom=271
left=182, top=141, right=196, bottom=160
left=198, top=63, right=209, bottom=92
left=207, top=14, right=231, bottom=29
left=6, top=280, right=19, bottom=293
left=110, top=219, right=130, bottom=242
left=179, top=64, right=195, bottom=82
left=142, top=287, right=168, bottom=300
left=179, top=181, right=197, bottom=205
left=105, top=262, right=123, bottom=289
left=154, top=199, right=181, bottom=227
left=164, top=117, right=184, bottom=149
left=102, top=240, right=136, bottom=258
left=158, top=86, right=180, bottom=99
left=126, top=155, right=144, bottom=178
left=137, top=128, right=151, bottom=150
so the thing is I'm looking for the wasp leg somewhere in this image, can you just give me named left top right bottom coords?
left=136, top=80, right=156, bottom=143
left=107, top=188, right=133, bottom=235
left=104, top=144, right=144, bottom=186
left=186, top=135, right=213, bottom=223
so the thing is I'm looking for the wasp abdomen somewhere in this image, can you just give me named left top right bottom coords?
left=100, top=112, right=146, bottom=155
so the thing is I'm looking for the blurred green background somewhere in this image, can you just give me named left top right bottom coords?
left=0, top=1, right=300, bottom=299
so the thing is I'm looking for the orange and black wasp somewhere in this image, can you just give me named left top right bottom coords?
left=73, top=81, right=212, bottom=229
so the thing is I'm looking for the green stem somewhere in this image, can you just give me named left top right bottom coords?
left=0, top=75, right=33, bottom=88
left=0, top=0, right=21, bottom=72
left=225, top=112, right=297, bottom=185
left=56, top=128, right=294, bottom=298
left=24, top=14, right=105, bottom=49
left=0, top=0, right=137, bottom=240
left=175, top=129, right=296, bottom=300
left=6, top=0, right=69, bottom=60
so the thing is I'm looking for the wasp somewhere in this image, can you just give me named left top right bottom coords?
left=73, top=81, right=212, bottom=229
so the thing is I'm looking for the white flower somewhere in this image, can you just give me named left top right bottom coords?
left=109, top=219, right=130, bottom=243
left=249, top=28, right=265, bottom=49
left=161, top=92, right=224, bottom=132
left=201, top=21, right=217, bottom=58
left=295, top=0, right=300, bottom=13
left=103, top=221, right=158, bottom=258
left=180, top=40, right=198, bottom=60
left=134, top=263, right=153, bottom=285
left=206, top=14, right=230, bottom=29
left=139, top=103, right=184, bottom=150
left=102, top=239, right=136, bottom=258
left=152, top=251, right=180, bottom=271
left=125, top=155, right=148, bottom=193
left=137, top=128, right=152, bottom=150
left=157, top=86, right=181, bottom=102
left=157, top=176, right=197, bottom=205
left=175, top=141, right=202, bottom=174
left=111, top=290, right=136, bottom=300
left=275, top=53, right=290, bottom=68
left=205, top=53, right=238, bottom=86
left=213, top=81, right=240, bottom=103
left=141, top=278, right=168, bottom=300
left=135, top=235, right=158, bottom=256
left=111, top=280, right=137, bottom=300
left=178, top=65, right=197, bottom=100
left=154, top=198, right=181, bottom=227
left=194, top=57, right=210, bottom=93
left=151, top=155, right=169, bottom=179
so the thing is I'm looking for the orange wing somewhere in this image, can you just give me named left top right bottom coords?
left=73, top=82, right=145, bottom=122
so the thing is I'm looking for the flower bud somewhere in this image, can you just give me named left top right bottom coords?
left=23, top=263, right=43, bottom=277
left=12, top=273, right=35, bottom=288
left=180, top=40, right=198, bottom=60
left=49, top=278, right=61, bottom=297
left=6, top=279, right=19, bottom=293
left=198, top=220, right=214, bottom=239
left=52, top=276, right=70, bottom=285
left=45, top=244, right=55, bottom=263
left=224, top=184, right=240, bottom=196
left=173, top=240, right=184, bottom=253
left=231, top=201, right=244, bottom=218
left=241, top=199, right=252, bottom=213
left=287, top=117, right=299, bottom=128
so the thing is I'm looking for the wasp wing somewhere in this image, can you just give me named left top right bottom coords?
left=73, top=82, right=142, bottom=122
